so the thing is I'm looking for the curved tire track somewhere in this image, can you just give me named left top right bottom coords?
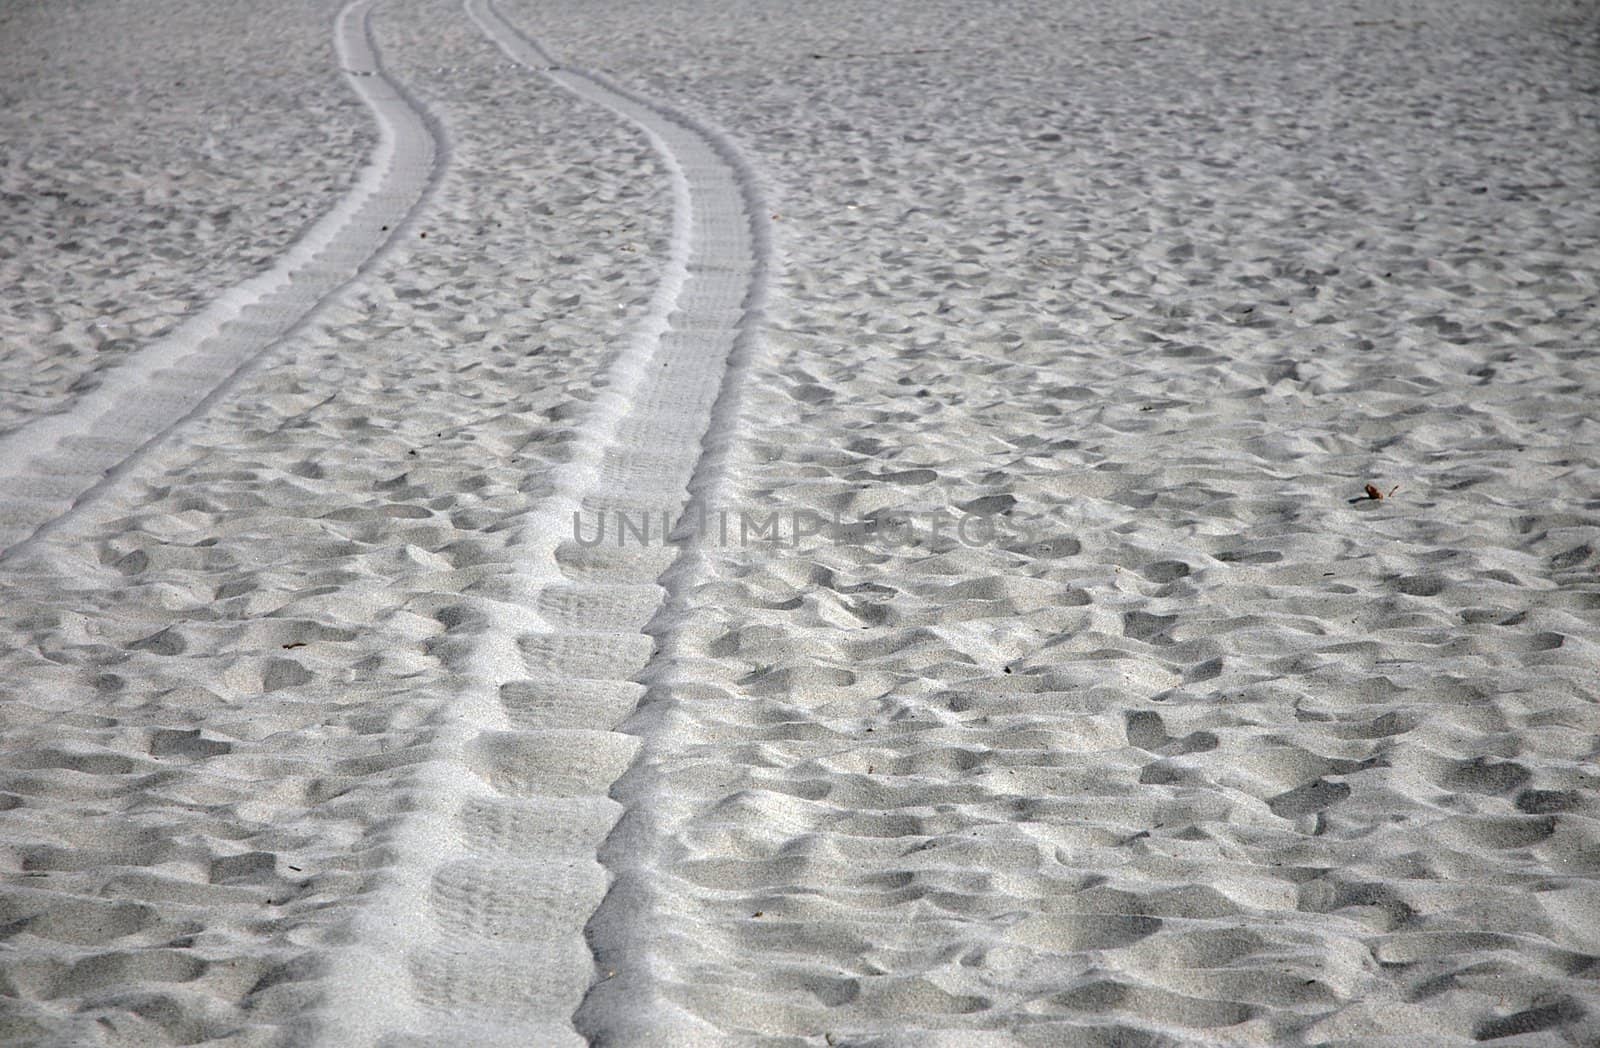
left=0, top=0, right=443, bottom=562
left=312, top=1, right=770, bottom=1043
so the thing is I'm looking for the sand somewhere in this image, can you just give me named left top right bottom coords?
left=1, top=0, right=1597, bottom=1045
left=0, top=0, right=374, bottom=438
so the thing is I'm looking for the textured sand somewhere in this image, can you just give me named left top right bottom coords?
left=508, top=0, right=1600, bottom=1044
left=0, top=0, right=442, bottom=559
left=0, top=0, right=670, bottom=1041
left=1, top=0, right=1598, bottom=1045
left=0, top=0, right=373, bottom=437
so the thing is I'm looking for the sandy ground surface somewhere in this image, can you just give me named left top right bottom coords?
left=1, top=0, right=669, bottom=1042
left=0, top=0, right=373, bottom=437
left=1, top=0, right=1598, bottom=1045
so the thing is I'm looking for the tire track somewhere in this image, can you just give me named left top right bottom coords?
left=312, top=1, right=769, bottom=1042
left=0, top=0, right=443, bottom=562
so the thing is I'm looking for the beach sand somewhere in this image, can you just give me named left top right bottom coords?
left=1, top=0, right=1597, bottom=1044
left=0, top=0, right=373, bottom=437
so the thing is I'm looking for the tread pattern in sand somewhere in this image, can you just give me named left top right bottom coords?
left=0, top=0, right=441, bottom=561
left=0, top=0, right=674, bottom=1041
left=312, top=2, right=766, bottom=1043
left=0, top=0, right=373, bottom=439
left=497, top=1, right=1600, bottom=1043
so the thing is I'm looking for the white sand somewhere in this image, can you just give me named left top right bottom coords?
left=1, top=0, right=1597, bottom=1045
left=0, top=0, right=440, bottom=559
left=0, top=0, right=374, bottom=438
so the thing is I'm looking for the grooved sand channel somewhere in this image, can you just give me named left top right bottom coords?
left=319, top=1, right=766, bottom=1043
left=0, top=0, right=441, bottom=561
left=1, top=0, right=1598, bottom=1046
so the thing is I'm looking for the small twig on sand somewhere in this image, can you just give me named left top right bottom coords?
left=808, top=47, right=954, bottom=60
